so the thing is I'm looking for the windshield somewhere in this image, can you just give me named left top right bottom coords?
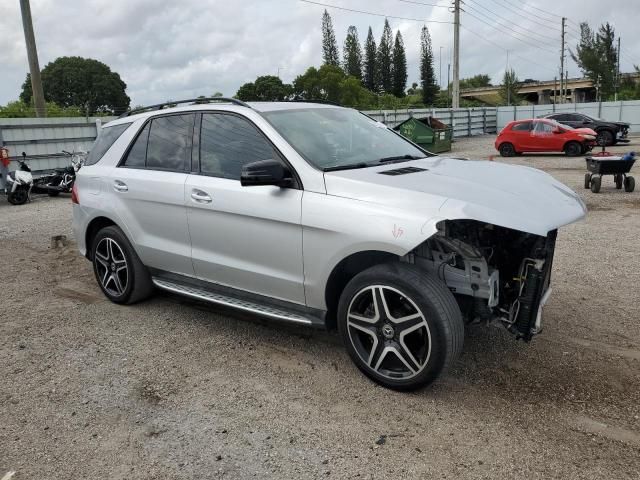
left=549, top=119, right=574, bottom=130
left=262, top=107, right=430, bottom=170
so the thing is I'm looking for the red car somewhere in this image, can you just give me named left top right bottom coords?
left=495, top=118, right=597, bottom=157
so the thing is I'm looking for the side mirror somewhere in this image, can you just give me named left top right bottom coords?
left=582, top=119, right=591, bottom=124
left=241, top=159, right=292, bottom=187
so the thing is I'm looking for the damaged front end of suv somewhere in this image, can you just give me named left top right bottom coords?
left=407, top=220, right=557, bottom=341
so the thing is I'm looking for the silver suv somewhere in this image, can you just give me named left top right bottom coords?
left=73, top=98, right=586, bottom=390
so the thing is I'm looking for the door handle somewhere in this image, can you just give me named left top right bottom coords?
left=191, top=189, right=212, bottom=203
left=113, top=180, right=128, bottom=192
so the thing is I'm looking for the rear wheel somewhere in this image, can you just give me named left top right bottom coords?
left=615, top=174, right=623, bottom=189
left=596, top=130, right=614, bottom=146
left=91, top=226, right=154, bottom=304
left=564, top=141, right=582, bottom=157
left=624, top=176, right=635, bottom=192
left=337, top=262, right=463, bottom=391
left=584, top=173, right=592, bottom=189
left=590, top=175, right=602, bottom=193
left=499, top=143, right=516, bottom=157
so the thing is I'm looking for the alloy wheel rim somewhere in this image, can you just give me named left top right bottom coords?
left=94, top=238, right=128, bottom=297
left=347, top=285, right=431, bottom=380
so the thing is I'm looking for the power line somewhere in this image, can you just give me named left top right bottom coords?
left=396, top=0, right=449, bottom=8
left=460, top=24, right=557, bottom=74
left=494, top=0, right=565, bottom=22
left=463, top=1, right=558, bottom=48
left=465, top=0, right=559, bottom=36
left=481, top=0, right=562, bottom=32
left=298, top=0, right=453, bottom=23
left=462, top=8, right=556, bottom=54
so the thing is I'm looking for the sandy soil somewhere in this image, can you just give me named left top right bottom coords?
left=1, top=137, right=639, bottom=479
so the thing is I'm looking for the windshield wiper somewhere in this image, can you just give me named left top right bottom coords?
left=378, top=154, right=425, bottom=164
left=323, top=162, right=370, bottom=172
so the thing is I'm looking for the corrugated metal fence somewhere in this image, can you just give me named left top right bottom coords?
left=496, top=100, right=640, bottom=131
left=362, top=107, right=498, bottom=136
left=0, top=117, right=115, bottom=172
left=0, top=108, right=499, bottom=173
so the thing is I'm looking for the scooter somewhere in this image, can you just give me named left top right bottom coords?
left=45, top=150, right=86, bottom=197
left=5, top=152, right=33, bottom=205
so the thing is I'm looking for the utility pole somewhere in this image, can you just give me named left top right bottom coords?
left=19, top=0, right=46, bottom=117
left=439, top=46, right=443, bottom=88
left=447, top=63, right=451, bottom=108
left=506, top=50, right=511, bottom=106
left=560, top=17, right=566, bottom=104
left=615, top=37, right=621, bottom=101
left=452, top=0, right=460, bottom=108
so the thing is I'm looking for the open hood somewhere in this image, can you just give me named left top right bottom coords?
left=323, top=157, right=587, bottom=237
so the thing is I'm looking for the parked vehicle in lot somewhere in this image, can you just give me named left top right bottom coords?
left=496, top=118, right=596, bottom=157
left=5, top=152, right=33, bottom=205
left=543, top=112, right=629, bottom=146
left=73, top=98, right=586, bottom=390
left=45, top=150, right=86, bottom=197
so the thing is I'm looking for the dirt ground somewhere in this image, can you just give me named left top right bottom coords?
left=1, top=136, right=639, bottom=479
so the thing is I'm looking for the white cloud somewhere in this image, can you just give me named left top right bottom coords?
left=1, top=0, right=639, bottom=106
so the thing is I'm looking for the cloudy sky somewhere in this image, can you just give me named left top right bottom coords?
left=2, top=0, right=640, bottom=107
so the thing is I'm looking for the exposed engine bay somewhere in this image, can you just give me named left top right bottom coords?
left=407, top=220, right=556, bottom=341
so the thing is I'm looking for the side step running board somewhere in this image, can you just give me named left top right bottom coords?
left=152, top=277, right=321, bottom=327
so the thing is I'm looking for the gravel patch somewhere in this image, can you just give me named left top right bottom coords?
left=1, top=138, right=639, bottom=479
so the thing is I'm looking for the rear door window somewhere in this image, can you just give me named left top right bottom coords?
left=121, top=114, right=195, bottom=170
left=511, top=122, right=532, bottom=131
left=85, top=123, right=131, bottom=166
left=146, top=115, right=194, bottom=171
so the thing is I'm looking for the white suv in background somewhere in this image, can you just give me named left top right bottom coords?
left=73, top=98, right=586, bottom=390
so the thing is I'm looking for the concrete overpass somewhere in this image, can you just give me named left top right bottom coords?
left=461, top=74, right=638, bottom=105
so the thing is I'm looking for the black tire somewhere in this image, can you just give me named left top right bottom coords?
left=337, top=262, right=464, bottom=391
left=624, top=176, right=635, bottom=193
left=564, top=141, right=582, bottom=157
left=91, top=226, right=154, bottom=304
left=7, top=188, right=28, bottom=205
left=596, top=130, right=615, bottom=147
left=584, top=173, right=592, bottom=189
left=498, top=142, right=516, bottom=157
left=615, top=174, right=623, bottom=189
left=590, top=175, right=601, bottom=193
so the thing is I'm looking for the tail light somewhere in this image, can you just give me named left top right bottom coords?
left=71, top=183, right=79, bottom=204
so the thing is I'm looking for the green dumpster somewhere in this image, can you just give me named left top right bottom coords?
left=393, top=116, right=453, bottom=154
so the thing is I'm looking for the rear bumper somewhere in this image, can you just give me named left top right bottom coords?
left=72, top=204, right=91, bottom=257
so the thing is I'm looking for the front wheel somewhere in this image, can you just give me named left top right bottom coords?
left=590, top=175, right=602, bottom=193
left=498, top=143, right=516, bottom=157
left=337, top=263, right=464, bottom=391
left=91, top=226, right=154, bottom=304
left=7, top=188, right=28, bottom=205
left=564, top=141, right=582, bottom=157
left=584, top=173, right=592, bottom=189
left=596, top=130, right=614, bottom=146
left=624, top=176, right=635, bottom=192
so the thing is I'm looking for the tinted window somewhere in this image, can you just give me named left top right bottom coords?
left=550, top=114, right=568, bottom=121
left=533, top=121, right=553, bottom=133
left=146, top=114, right=194, bottom=171
left=85, top=123, right=131, bottom=166
left=200, top=113, right=277, bottom=180
left=511, top=122, right=531, bottom=131
left=123, top=123, right=149, bottom=167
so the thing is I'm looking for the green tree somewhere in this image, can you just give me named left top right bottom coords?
left=499, top=68, right=521, bottom=105
left=392, top=31, right=407, bottom=97
left=235, top=76, right=291, bottom=101
left=322, top=9, right=340, bottom=67
left=20, top=56, right=129, bottom=115
left=459, top=74, right=492, bottom=90
left=0, top=100, right=84, bottom=118
left=376, top=20, right=393, bottom=93
left=571, top=22, right=618, bottom=99
left=363, top=27, right=377, bottom=91
left=343, top=26, right=363, bottom=80
left=293, top=65, right=345, bottom=103
left=419, top=25, right=438, bottom=105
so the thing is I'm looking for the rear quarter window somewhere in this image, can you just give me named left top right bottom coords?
left=84, top=123, right=131, bottom=166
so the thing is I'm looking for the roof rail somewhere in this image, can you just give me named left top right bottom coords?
left=118, top=97, right=251, bottom=118
left=287, top=98, right=342, bottom=107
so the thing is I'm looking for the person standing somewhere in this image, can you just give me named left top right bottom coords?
left=1, top=144, right=10, bottom=193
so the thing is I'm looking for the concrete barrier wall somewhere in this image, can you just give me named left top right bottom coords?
left=496, top=100, right=640, bottom=132
left=0, top=117, right=116, bottom=172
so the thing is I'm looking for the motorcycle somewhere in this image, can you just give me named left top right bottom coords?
left=45, top=150, right=86, bottom=197
left=5, top=152, right=33, bottom=205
